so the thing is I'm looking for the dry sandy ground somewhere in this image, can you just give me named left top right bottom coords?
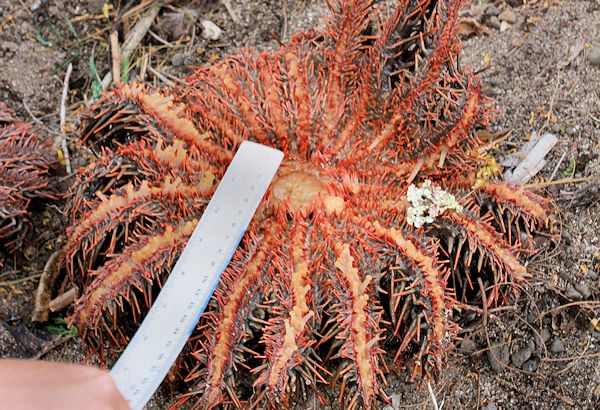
left=0, top=0, right=598, bottom=408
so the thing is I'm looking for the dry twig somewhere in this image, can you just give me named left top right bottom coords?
left=525, top=176, right=595, bottom=188
left=101, top=2, right=161, bottom=88
left=49, top=286, right=79, bottom=312
left=110, top=31, right=122, bottom=85
left=221, top=0, right=241, bottom=24
left=34, top=334, right=75, bottom=360
left=148, top=66, right=175, bottom=87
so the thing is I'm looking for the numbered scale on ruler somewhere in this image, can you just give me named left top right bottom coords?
left=110, top=141, right=284, bottom=410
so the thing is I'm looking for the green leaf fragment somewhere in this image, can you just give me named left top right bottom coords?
left=121, top=57, right=130, bottom=83
left=88, top=55, right=103, bottom=100
left=35, top=28, right=51, bottom=47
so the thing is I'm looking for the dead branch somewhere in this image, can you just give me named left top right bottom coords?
left=49, top=286, right=79, bottom=312
left=31, top=249, right=65, bottom=323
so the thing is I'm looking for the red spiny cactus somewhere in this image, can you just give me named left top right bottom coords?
left=0, top=102, right=54, bottom=256
left=62, top=0, right=552, bottom=408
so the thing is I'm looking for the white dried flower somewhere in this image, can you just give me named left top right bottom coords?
left=406, top=180, right=463, bottom=228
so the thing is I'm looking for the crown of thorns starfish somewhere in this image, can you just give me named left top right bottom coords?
left=61, top=0, right=552, bottom=408
left=0, top=102, right=54, bottom=257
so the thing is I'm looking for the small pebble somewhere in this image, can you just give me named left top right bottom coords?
left=535, top=327, right=552, bottom=348
left=460, top=339, right=477, bottom=354
left=201, top=19, right=223, bottom=41
left=511, top=340, right=534, bottom=368
left=85, top=0, right=105, bottom=13
left=30, top=0, right=42, bottom=11
left=485, top=5, right=501, bottom=17
left=487, top=16, right=501, bottom=30
left=522, top=355, right=540, bottom=372
left=564, top=285, right=582, bottom=299
left=482, top=404, right=498, bottom=410
left=487, top=343, right=510, bottom=372
left=171, top=53, right=185, bottom=67
left=550, top=337, right=565, bottom=353
left=500, top=20, right=511, bottom=32
left=488, top=77, right=503, bottom=87
left=498, top=9, right=517, bottom=24
left=511, top=36, right=525, bottom=48
left=588, top=47, right=600, bottom=66
left=382, top=394, right=401, bottom=410
left=574, top=282, right=591, bottom=298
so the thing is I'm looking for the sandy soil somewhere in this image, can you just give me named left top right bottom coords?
left=0, top=0, right=598, bottom=409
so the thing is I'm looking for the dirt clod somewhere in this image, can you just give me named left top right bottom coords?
left=511, top=340, right=535, bottom=368
left=550, top=337, right=566, bottom=353
left=487, top=342, right=511, bottom=372
left=459, top=338, right=478, bottom=353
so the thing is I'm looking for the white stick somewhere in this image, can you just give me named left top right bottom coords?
left=427, top=381, right=440, bottom=410
left=505, top=133, right=558, bottom=184
left=59, top=63, right=73, bottom=174
left=147, top=66, right=175, bottom=87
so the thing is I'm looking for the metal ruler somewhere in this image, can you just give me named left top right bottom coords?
left=110, top=141, right=283, bottom=409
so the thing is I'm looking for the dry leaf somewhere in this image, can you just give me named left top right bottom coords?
left=590, top=318, right=600, bottom=332
left=483, top=51, right=491, bottom=65
left=155, top=9, right=201, bottom=41
left=458, top=18, right=492, bottom=37
left=102, top=3, right=112, bottom=20
left=476, top=129, right=494, bottom=141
